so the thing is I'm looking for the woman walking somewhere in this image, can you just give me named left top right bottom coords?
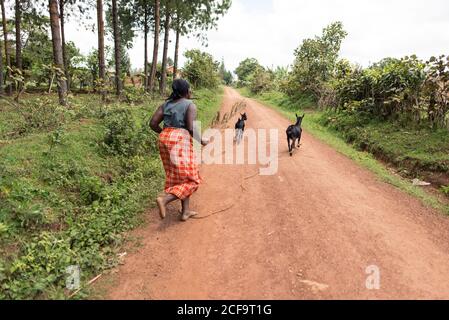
left=150, top=79, right=208, bottom=222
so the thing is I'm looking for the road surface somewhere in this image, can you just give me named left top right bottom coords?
left=106, top=87, right=449, bottom=300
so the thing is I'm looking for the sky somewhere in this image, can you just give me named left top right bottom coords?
left=62, top=0, right=449, bottom=73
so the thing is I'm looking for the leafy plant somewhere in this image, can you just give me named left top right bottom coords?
left=6, top=66, right=28, bottom=102
left=47, top=127, right=66, bottom=152
left=183, top=49, right=220, bottom=89
left=441, top=185, right=449, bottom=195
left=289, top=21, right=348, bottom=103
left=102, top=107, right=157, bottom=157
left=234, top=58, right=263, bottom=87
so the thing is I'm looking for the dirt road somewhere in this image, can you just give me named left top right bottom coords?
left=106, top=87, right=449, bottom=300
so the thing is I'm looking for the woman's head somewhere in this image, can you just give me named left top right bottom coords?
left=168, top=79, right=191, bottom=101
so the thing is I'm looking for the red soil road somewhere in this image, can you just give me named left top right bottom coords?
left=106, top=87, right=449, bottom=300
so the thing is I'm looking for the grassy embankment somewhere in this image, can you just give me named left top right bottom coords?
left=238, top=87, right=449, bottom=215
left=0, top=87, right=223, bottom=299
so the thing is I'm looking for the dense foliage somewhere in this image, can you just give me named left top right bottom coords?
left=183, top=49, right=220, bottom=89
left=237, top=21, right=449, bottom=130
left=334, top=55, right=449, bottom=128
left=0, top=0, right=231, bottom=101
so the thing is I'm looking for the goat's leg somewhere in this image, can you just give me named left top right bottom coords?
left=298, top=131, right=302, bottom=148
left=288, top=137, right=292, bottom=156
left=237, top=129, right=243, bottom=144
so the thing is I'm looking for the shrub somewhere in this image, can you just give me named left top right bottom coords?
left=289, top=22, right=348, bottom=101
left=17, top=98, right=68, bottom=135
left=333, top=55, right=449, bottom=127
left=122, top=86, right=148, bottom=105
left=183, top=49, right=220, bottom=89
left=234, top=58, right=263, bottom=87
left=102, top=108, right=156, bottom=157
left=249, top=67, right=273, bottom=94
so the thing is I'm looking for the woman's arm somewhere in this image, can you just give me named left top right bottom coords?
left=150, top=105, right=164, bottom=134
left=186, top=103, right=208, bottom=146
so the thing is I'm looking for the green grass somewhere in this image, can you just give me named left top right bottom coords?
left=0, top=86, right=224, bottom=299
left=238, top=88, right=449, bottom=215
left=319, top=112, right=449, bottom=175
left=193, top=86, right=224, bottom=130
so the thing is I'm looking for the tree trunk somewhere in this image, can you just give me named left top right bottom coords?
left=112, top=0, right=121, bottom=96
left=159, top=5, right=170, bottom=95
left=0, top=39, right=4, bottom=94
left=1, top=0, right=12, bottom=95
left=173, top=18, right=180, bottom=79
left=49, top=0, right=67, bottom=106
left=97, top=0, right=106, bottom=100
left=59, top=0, right=70, bottom=90
left=143, top=0, right=148, bottom=90
left=15, top=0, right=22, bottom=70
left=148, top=0, right=160, bottom=93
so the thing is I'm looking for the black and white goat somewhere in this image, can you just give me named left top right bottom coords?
left=235, top=113, right=248, bottom=144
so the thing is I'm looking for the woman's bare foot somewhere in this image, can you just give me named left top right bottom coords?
left=180, top=210, right=198, bottom=222
left=157, top=197, right=167, bottom=219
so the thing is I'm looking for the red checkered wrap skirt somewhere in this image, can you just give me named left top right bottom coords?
left=158, top=127, right=202, bottom=200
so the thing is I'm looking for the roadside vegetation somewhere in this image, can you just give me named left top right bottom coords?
left=0, top=86, right=223, bottom=299
left=235, top=22, right=449, bottom=202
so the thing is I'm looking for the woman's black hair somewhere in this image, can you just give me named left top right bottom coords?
left=167, top=79, right=190, bottom=101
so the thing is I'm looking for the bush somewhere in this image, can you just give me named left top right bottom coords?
left=122, top=86, right=148, bottom=105
left=333, top=55, right=449, bottom=128
left=183, top=49, right=220, bottom=89
left=249, top=67, right=273, bottom=94
left=288, top=22, right=348, bottom=101
left=234, top=58, right=262, bottom=87
left=102, top=108, right=157, bottom=157
left=17, top=98, right=68, bottom=136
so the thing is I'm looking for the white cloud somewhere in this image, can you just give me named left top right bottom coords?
left=63, top=0, right=449, bottom=72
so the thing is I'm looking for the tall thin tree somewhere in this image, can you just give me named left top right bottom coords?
left=59, top=0, right=69, bottom=90
left=171, top=0, right=231, bottom=81
left=148, top=0, right=159, bottom=93
left=49, top=0, right=67, bottom=105
left=15, top=0, right=22, bottom=70
left=0, top=37, right=4, bottom=94
left=159, top=0, right=170, bottom=95
left=97, top=0, right=106, bottom=99
left=1, top=0, right=12, bottom=95
left=173, top=12, right=179, bottom=78
left=143, top=0, right=149, bottom=90
left=112, top=0, right=121, bottom=96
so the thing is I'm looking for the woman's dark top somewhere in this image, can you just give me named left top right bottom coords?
left=163, top=98, right=193, bottom=129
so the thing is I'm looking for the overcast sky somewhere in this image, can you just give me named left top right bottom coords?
left=63, top=0, right=449, bottom=73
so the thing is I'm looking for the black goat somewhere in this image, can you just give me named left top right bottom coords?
left=235, top=113, right=248, bottom=144
left=286, top=114, right=305, bottom=156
